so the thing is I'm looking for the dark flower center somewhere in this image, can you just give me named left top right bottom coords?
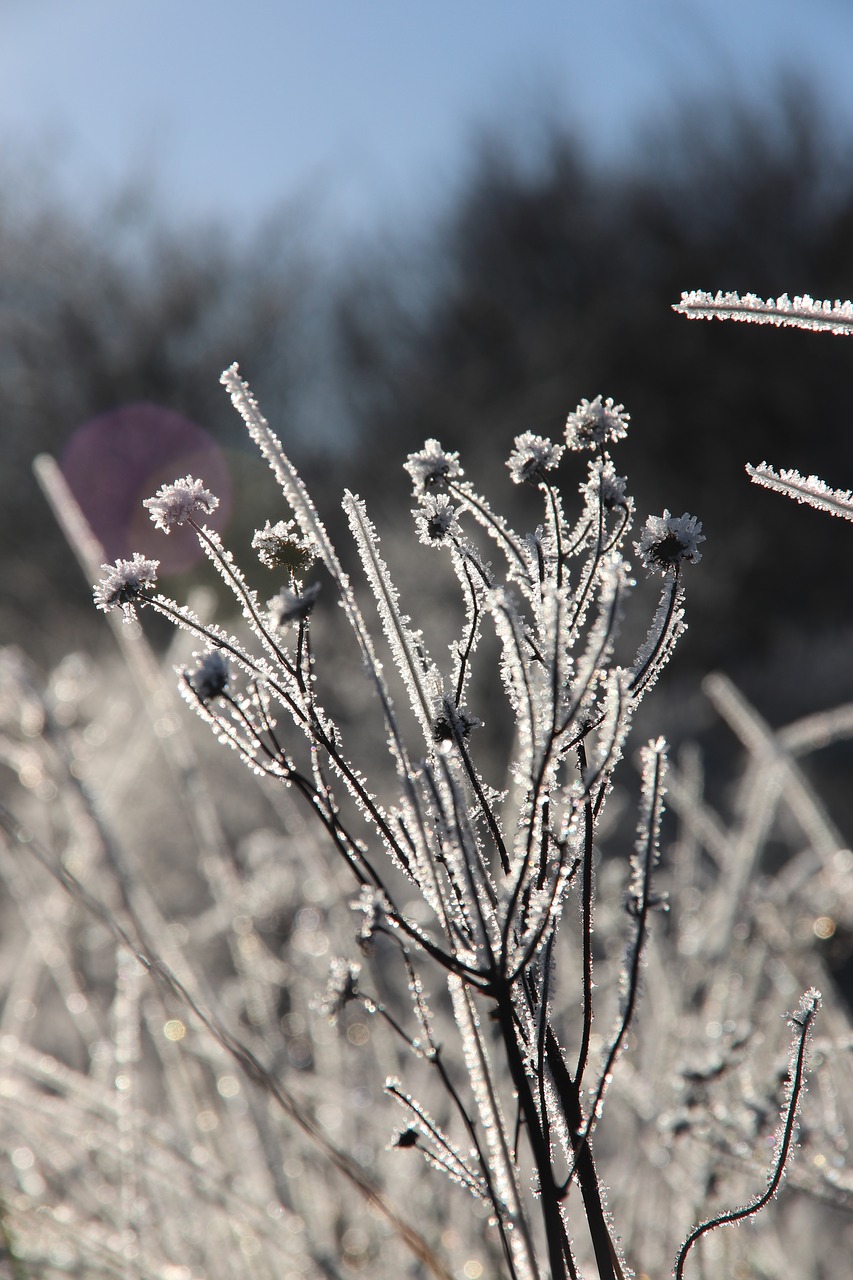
left=651, top=533, right=685, bottom=566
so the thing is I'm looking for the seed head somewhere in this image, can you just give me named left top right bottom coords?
left=186, top=650, right=229, bottom=703
left=404, top=440, right=462, bottom=493
left=635, top=511, right=705, bottom=575
left=581, top=458, right=631, bottom=513
left=252, top=519, right=317, bottom=571
left=93, top=554, right=159, bottom=621
left=507, top=432, right=564, bottom=485
left=414, top=494, right=459, bottom=546
left=565, top=396, right=630, bottom=451
left=268, top=582, right=321, bottom=629
left=318, top=958, right=361, bottom=1023
left=143, top=476, right=218, bottom=532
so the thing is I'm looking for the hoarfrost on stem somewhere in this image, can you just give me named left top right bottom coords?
left=746, top=462, right=853, bottom=523
left=673, top=289, right=853, bottom=336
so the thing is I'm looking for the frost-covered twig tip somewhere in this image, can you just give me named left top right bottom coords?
left=746, top=463, right=853, bottom=523
left=674, top=290, right=853, bottom=337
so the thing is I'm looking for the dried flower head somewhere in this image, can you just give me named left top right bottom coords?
left=186, top=650, right=229, bottom=703
left=252, top=519, right=317, bottom=571
left=143, top=476, right=219, bottom=532
left=404, top=439, right=462, bottom=493
left=317, top=958, right=361, bottom=1023
left=431, top=705, right=481, bottom=745
left=352, top=886, right=386, bottom=952
left=507, top=432, right=564, bottom=485
left=565, top=396, right=630, bottom=451
left=635, top=511, right=705, bottom=575
left=579, top=459, right=632, bottom=518
left=414, top=494, right=460, bottom=546
left=267, top=581, right=321, bottom=629
left=93, top=554, right=159, bottom=620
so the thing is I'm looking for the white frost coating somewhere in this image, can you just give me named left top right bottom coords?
left=746, top=462, right=853, bottom=523
left=427, top=758, right=501, bottom=960
left=583, top=666, right=632, bottom=793
left=221, top=363, right=433, bottom=858
left=448, top=976, right=540, bottom=1280
left=488, top=588, right=537, bottom=765
left=629, top=573, right=686, bottom=702
left=568, top=555, right=629, bottom=729
left=344, top=491, right=442, bottom=744
left=447, top=477, right=538, bottom=599
left=674, top=290, right=853, bottom=336
left=568, top=739, right=669, bottom=1180
left=629, top=737, right=668, bottom=900
left=385, top=1080, right=487, bottom=1199
left=539, top=582, right=575, bottom=725
left=221, top=364, right=341, bottom=575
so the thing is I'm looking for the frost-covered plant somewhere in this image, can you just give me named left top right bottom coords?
left=87, top=374, right=707, bottom=1279
left=72, top=359, right=829, bottom=1280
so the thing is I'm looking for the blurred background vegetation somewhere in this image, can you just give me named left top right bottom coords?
left=5, top=83, right=853, bottom=729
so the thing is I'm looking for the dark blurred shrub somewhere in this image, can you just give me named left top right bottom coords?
left=7, top=82, right=853, bottom=696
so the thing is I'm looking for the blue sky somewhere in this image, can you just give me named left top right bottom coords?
left=3, top=0, right=853, bottom=238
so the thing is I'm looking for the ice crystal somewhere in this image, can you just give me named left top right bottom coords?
left=565, top=395, right=630, bottom=451
left=352, top=886, right=387, bottom=951
left=430, top=705, right=481, bottom=745
left=635, top=510, right=704, bottom=575
left=93, top=554, right=159, bottom=620
left=143, top=475, right=219, bottom=531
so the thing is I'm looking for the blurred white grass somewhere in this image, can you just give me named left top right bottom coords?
left=3, top=637, right=852, bottom=1278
